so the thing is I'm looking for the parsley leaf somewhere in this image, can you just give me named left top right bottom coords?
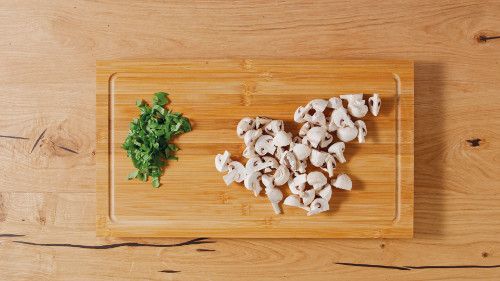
left=122, top=92, right=191, bottom=188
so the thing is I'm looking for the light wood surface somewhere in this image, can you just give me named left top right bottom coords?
left=1, top=0, right=500, bottom=280
left=96, top=59, right=414, bottom=238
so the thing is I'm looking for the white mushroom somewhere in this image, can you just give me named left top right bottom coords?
left=288, top=173, right=307, bottom=194
left=309, top=149, right=327, bottom=168
left=331, top=107, right=354, bottom=128
left=280, top=150, right=298, bottom=171
left=262, top=156, right=279, bottom=173
left=307, top=198, right=329, bottom=216
left=261, top=174, right=274, bottom=190
left=307, top=171, right=327, bottom=190
left=321, top=154, right=336, bottom=178
left=292, top=136, right=302, bottom=143
left=292, top=143, right=312, bottom=161
left=227, top=161, right=246, bottom=183
left=355, top=120, right=367, bottom=143
left=237, top=117, right=255, bottom=138
left=255, top=116, right=272, bottom=129
left=308, top=99, right=329, bottom=112
left=328, top=142, right=346, bottom=163
left=255, top=135, right=276, bottom=156
left=215, top=150, right=231, bottom=172
left=319, top=132, right=333, bottom=148
left=275, top=146, right=285, bottom=160
left=332, top=173, right=352, bottom=190
left=245, top=157, right=264, bottom=174
left=244, top=171, right=262, bottom=196
left=273, top=131, right=292, bottom=147
left=242, top=146, right=257, bottom=159
left=347, top=99, right=368, bottom=118
left=336, top=126, right=358, bottom=142
left=264, top=120, right=284, bottom=136
left=266, top=187, right=283, bottom=214
left=243, top=129, right=262, bottom=146
left=327, top=97, right=343, bottom=109
left=318, top=184, right=332, bottom=201
left=273, top=165, right=291, bottom=186
left=294, top=106, right=310, bottom=123
left=326, top=116, right=339, bottom=133
left=309, top=111, right=327, bottom=127
left=339, top=94, right=363, bottom=103
left=368, top=93, right=381, bottom=116
left=283, top=194, right=310, bottom=211
left=300, top=189, right=316, bottom=206
left=297, top=159, right=307, bottom=173
left=299, top=122, right=311, bottom=137
left=306, top=126, right=326, bottom=148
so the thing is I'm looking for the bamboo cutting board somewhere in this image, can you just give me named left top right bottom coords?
left=96, top=59, right=414, bottom=238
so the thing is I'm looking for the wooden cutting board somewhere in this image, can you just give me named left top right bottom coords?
left=96, top=59, right=414, bottom=238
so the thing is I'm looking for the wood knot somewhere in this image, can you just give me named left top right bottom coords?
left=379, top=243, right=385, bottom=249
left=466, top=138, right=481, bottom=147
left=482, top=252, right=489, bottom=258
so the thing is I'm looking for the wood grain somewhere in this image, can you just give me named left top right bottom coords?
left=96, top=59, right=414, bottom=238
left=1, top=0, right=500, bottom=280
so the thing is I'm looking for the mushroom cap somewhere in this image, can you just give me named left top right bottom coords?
left=328, top=97, right=343, bottom=109
left=309, top=149, right=328, bottom=167
left=307, top=171, right=327, bottom=189
left=310, top=111, right=327, bottom=127
left=288, top=174, right=307, bottom=194
left=306, top=126, right=326, bottom=148
left=294, top=106, right=309, bottom=123
left=245, top=156, right=264, bottom=174
left=264, top=120, right=284, bottom=136
left=280, top=150, right=298, bottom=171
left=332, top=107, right=354, bottom=128
left=332, top=173, right=352, bottom=190
left=237, top=117, right=255, bottom=138
left=319, top=132, right=333, bottom=148
left=318, top=184, right=332, bottom=201
left=299, top=122, right=311, bottom=137
left=262, top=156, right=279, bottom=170
left=308, top=99, right=329, bottom=112
left=227, top=161, right=246, bottom=183
left=244, top=171, right=262, bottom=191
left=355, top=120, right=367, bottom=143
left=326, top=116, right=339, bottom=132
left=243, top=129, right=262, bottom=146
left=242, top=145, right=257, bottom=159
left=215, top=150, right=232, bottom=172
left=292, top=143, right=312, bottom=161
left=273, top=131, right=292, bottom=147
left=307, top=198, right=330, bottom=216
left=336, top=126, right=358, bottom=142
left=255, top=116, right=272, bottom=129
left=300, top=189, right=315, bottom=206
left=368, top=93, right=381, bottom=116
left=273, top=165, right=291, bottom=186
left=348, top=100, right=368, bottom=118
left=328, top=142, right=346, bottom=163
left=283, top=194, right=301, bottom=207
left=340, top=94, right=363, bottom=103
left=255, top=135, right=276, bottom=156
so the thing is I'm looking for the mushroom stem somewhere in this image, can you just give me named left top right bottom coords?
left=271, top=202, right=281, bottom=214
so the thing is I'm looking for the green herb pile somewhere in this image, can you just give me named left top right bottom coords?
left=122, top=92, right=191, bottom=188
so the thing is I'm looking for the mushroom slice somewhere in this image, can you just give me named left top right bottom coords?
left=332, top=173, right=352, bottom=190
left=327, top=97, right=343, bottom=109
left=244, top=171, right=262, bottom=196
left=243, top=129, right=263, bottom=147
left=292, top=136, right=303, bottom=144
left=264, top=120, right=284, bottom=136
left=288, top=173, right=307, bottom=194
left=237, top=117, right=255, bottom=138
left=300, top=189, right=316, bottom=206
left=306, top=126, right=326, bottom=148
left=242, top=145, right=257, bottom=159
left=266, top=187, right=283, bottom=214
left=328, top=142, right=346, bottom=163
left=227, top=161, right=246, bottom=183
left=307, top=198, right=329, bottom=216
left=215, top=150, right=232, bottom=172
left=283, top=195, right=310, bottom=211
left=297, top=159, right=307, bottom=173
left=262, top=156, right=279, bottom=173
left=308, top=99, right=329, bottom=112
left=319, top=132, right=333, bottom=148
left=310, top=149, right=328, bottom=167
left=326, top=116, right=339, bottom=132
left=321, top=154, right=336, bottom=178
left=298, top=122, right=311, bottom=137
left=368, top=93, right=381, bottom=116
left=255, top=135, right=276, bottom=156
left=255, top=116, right=272, bottom=129
left=279, top=150, right=298, bottom=171
left=332, top=107, right=354, bottom=128
left=273, top=165, right=291, bottom=186
left=245, top=156, right=264, bottom=174
left=307, top=171, right=327, bottom=191
left=336, top=126, right=358, bottom=142
left=273, top=131, right=292, bottom=148
left=318, top=184, right=332, bottom=201
left=348, top=99, right=368, bottom=118
left=294, top=106, right=309, bottom=123
left=223, top=170, right=238, bottom=186
left=339, top=94, right=364, bottom=103
left=355, top=120, right=367, bottom=143
left=261, top=174, right=274, bottom=190
left=310, top=111, right=327, bottom=127
left=292, top=143, right=311, bottom=161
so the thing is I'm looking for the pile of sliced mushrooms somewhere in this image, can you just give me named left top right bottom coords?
left=215, top=93, right=381, bottom=216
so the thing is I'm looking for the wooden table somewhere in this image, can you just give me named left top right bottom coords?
left=0, top=1, right=499, bottom=280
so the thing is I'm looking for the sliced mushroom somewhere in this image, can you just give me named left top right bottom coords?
left=227, top=161, right=246, bottom=183
left=297, top=159, right=307, bottom=173
left=266, top=187, right=283, bottom=214
left=319, top=132, right=333, bottom=148
left=280, top=150, right=298, bottom=171
left=327, top=97, right=343, bottom=109
left=242, top=145, right=257, bottom=159
left=307, top=198, right=329, bottom=216
left=368, top=93, right=381, bottom=116
left=299, top=122, right=311, bottom=137
left=292, top=143, right=312, bottom=161
left=318, top=184, right=332, bottom=201
left=223, top=170, right=238, bottom=186
left=262, top=156, right=279, bottom=173
left=308, top=99, right=329, bottom=112
left=261, top=174, right=274, bottom=190
left=331, top=107, right=354, bottom=128
left=355, top=120, right=367, bottom=143
left=275, top=146, right=285, bottom=160
left=292, top=136, right=303, bottom=144
left=300, top=189, right=316, bottom=206
left=273, top=131, right=292, bottom=147
left=243, top=129, right=262, bottom=147
left=339, top=94, right=363, bottom=103
left=244, top=171, right=262, bottom=197
left=347, top=99, right=368, bottom=118
left=255, top=135, right=276, bottom=156
left=255, top=116, right=272, bottom=129
left=273, top=165, right=291, bottom=186
left=307, top=171, right=328, bottom=190
left=306, top=126, right=326, bottom=148
left=215, top=150, right=232, bottom=172
left=288, top=173, right=307, bottom=194
left=283, top=194, right=310, bottom=211
left=264, top=120, right=284, bottom=136
left=321, top=154, right=336, bottom=178
left=328, top=142, right=346, bottom=163
left=294, top=106, right=309, bottom=123
left=310, top=149, right=328, bottom=167
left=245, top=156, right=264, bottom=174
left=332, top=173, right=352, bottom=190
left=326, top=116, right=339, bottom=132
left=336, top=126, right=358, bottom=142
left=237, top=117, right=255, bottom=138
left=309, top=111, right=327, bottom=127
